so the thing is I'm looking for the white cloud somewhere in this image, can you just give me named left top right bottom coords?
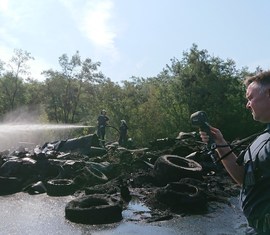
left=59, top=0, right=120, bottom=61
left=0, top=0, right=9, bottom=12
left=0, top=0, right=45, bottom=49
left=81, top=1, right=116, bottom=48
left=60, top=0, right=116, bottom=47
left=0, top=0, right=125, bottom=81
left=0, top=0, right=29, bottom=27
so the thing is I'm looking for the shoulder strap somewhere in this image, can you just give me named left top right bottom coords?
left=217, top=129, right=270, bottom=163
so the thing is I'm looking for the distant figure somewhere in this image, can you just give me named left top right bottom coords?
left=119, top=120, right=128, bottom=147
left=97, top=110, right=109, bottom=146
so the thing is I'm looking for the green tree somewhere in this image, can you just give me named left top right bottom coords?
left=42, top=51, right=105, bottom=123
left=0, top=49, right=34, bottom=113
left=152, top=44, right=259, bottom=140
left=0, top=45, right=261, bottom=147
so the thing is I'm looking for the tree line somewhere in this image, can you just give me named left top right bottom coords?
left=0, top=44, right=264, bottom=146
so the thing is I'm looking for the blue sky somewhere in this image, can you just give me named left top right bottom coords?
left=0, top=0, right=269, bottom=83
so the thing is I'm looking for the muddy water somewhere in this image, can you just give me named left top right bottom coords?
left=0, top=193, right=247, bottom=235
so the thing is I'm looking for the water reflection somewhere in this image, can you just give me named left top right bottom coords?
left=122, top=197, right=151, bottom=221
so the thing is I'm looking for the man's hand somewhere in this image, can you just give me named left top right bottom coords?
left=199, top=126, right=227, bottom=146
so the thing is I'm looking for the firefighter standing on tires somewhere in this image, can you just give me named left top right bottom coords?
left=119, top=120, right=128, bottom=147
left=97, top=110, right=109, bottom=146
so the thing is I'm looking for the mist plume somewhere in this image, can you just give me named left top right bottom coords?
left=0, top=107, right=92, bottom=151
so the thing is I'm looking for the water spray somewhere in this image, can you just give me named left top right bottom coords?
left=0, top=123, right=95, bottom=151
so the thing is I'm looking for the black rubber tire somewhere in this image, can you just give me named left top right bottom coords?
left=185, top=151, right=218, bottom=174
left=87, top=166, right=108, bottom=184
left=153, top=155, right=202, bottom=186
left=46, top=179, right=75, bottom=196
left=65, top=194, right=123, bottom=224
left=155, top=182, right=207, bottom=211
left=0, top=176, right=22, bottom=195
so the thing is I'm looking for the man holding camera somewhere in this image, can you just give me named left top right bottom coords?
left=200, top=71, right=270, bottom=234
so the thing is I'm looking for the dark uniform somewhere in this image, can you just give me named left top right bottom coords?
left=119, top=120, right=128, bottom=147
left=97, top=111, right=109, bottom=145
left=241, top=124, right=270, bottom=234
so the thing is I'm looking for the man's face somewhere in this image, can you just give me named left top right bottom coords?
left=246, top=82, right=270, bottom=123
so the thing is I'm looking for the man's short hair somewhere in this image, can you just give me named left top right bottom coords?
left=244, top=71, right=270, bottom=87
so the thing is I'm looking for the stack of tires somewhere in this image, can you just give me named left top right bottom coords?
left=153, top=155, right=207, bottom=212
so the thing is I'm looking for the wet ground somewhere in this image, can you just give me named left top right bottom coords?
left=0, top=134, right=252, bottom=234
left=0, top=192, right=248, bottom=235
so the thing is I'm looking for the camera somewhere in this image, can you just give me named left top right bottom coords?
left=190, top=111, right=216, bottom=150
left=190, top=111, right=208, bottom=128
